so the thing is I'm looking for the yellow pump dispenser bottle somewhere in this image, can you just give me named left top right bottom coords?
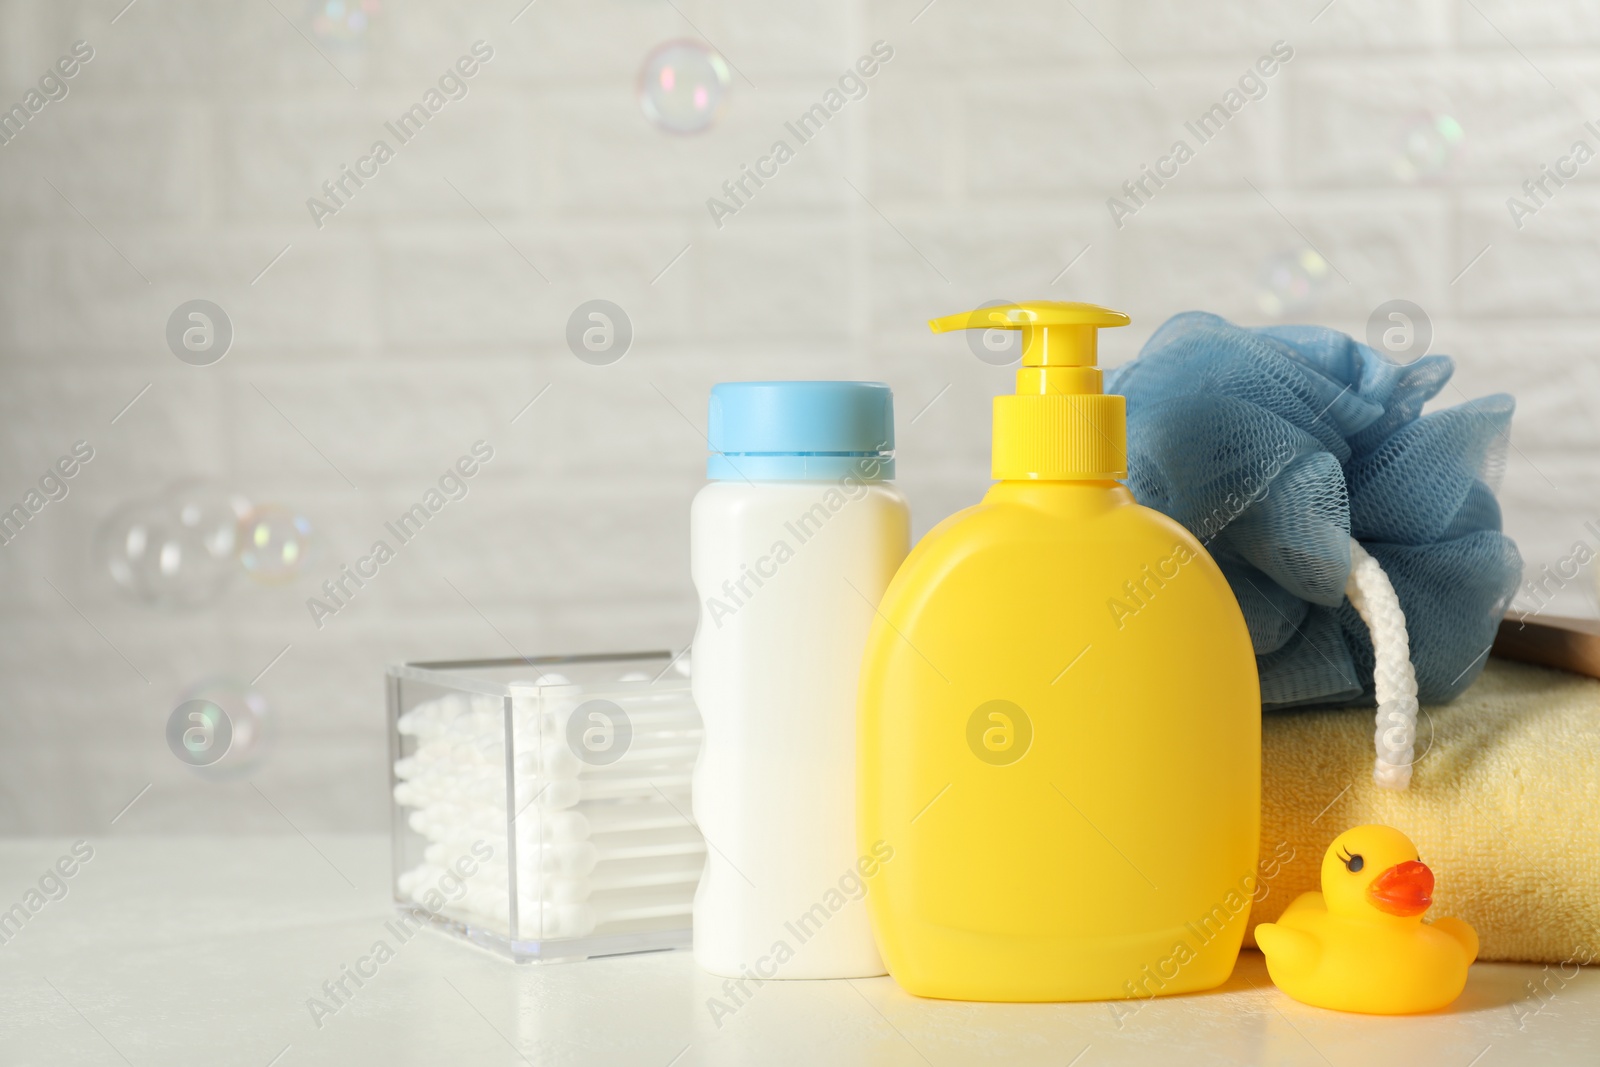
left=858, top=302, right=1260, bottom=1002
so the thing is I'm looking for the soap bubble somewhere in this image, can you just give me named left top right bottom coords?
left=170, top=678, right=270, bottom=778
left=166, top=699, right=232, bottom=767
left=1392, top=112, right=1463, bottom=183
left=309, top=0, right=380, bottom=42
left=638, top=40, right=731, bottom=134
left=97, top=485, right=248, bottom=609
left=238, top=505, right=315, bottom=584
left=1255, top=249, right=1331, bottom=318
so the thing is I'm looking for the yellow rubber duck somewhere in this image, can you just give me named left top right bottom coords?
left=1255, top=825, right=1478, bottom=1014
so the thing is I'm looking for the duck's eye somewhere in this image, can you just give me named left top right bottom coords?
left=1343, top=853, right=1364, bottom=873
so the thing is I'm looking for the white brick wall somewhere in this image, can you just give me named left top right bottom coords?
left=1, top=0, right=1596, bottom=832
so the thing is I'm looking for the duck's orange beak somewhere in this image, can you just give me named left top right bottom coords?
left=1367, top=860, right=1433, bottom=916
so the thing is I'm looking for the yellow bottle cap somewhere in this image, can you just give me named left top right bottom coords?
left=930, top=301, right=1131, bottom=481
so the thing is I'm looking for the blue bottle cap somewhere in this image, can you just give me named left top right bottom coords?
left=706, top=381, right=896, bottom=481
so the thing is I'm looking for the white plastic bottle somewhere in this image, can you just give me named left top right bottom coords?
left=690, top=381, right=910, bottom=980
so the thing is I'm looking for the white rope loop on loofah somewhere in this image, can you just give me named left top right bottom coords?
left=1343, top=538, right=1420, bottom=790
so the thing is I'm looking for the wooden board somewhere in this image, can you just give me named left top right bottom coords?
left=1491, top=614, right=1600, bottom=680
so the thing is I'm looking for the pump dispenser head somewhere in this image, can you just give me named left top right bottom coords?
left=931, top=301, right=1130, bottom=481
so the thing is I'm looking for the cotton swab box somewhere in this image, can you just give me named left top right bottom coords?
left=387, top=651, right=704, bottom=962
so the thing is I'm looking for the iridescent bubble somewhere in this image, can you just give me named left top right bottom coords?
left=638, top=40, right=731, bottom=134
left=167, top=699, right=232, bottom=767
left=177, top=678, right=270, bottom=779
left=96, top=485, right=248, bottom=609
left=1256, top=248, right=1331, bottom=318
left=238, top=505, right=315, bottom=584
left=308, top=0, right=379, bottom=43
left=1393, top=112, right=1463, bottom=183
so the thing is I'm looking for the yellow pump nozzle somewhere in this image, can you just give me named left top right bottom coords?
left=929, top=301, right=1130, bottom=395
left=930, top=301, right=1131, bottom=481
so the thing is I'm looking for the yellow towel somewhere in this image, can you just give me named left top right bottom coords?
left=1252, top=658, right=1600, bottom=963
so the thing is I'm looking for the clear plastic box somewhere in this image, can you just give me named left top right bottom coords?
left=386, top=651, right=704, bottom=963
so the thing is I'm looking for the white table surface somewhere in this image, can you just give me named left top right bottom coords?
left=1, top=836, right=1594, bottom=1066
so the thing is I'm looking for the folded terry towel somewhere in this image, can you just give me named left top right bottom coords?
left=1252, top=658, right=1600, bottom=963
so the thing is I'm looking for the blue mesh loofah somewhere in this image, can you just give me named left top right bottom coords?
left=1106, top=312, right=1521, bottom=710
